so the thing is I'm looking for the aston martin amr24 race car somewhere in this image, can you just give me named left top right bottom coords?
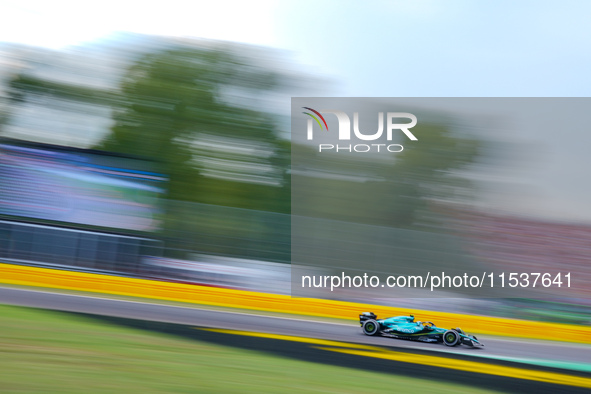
left=359, top=312, right=483, bottom=347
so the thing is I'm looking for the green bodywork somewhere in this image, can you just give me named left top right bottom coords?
left=360, top=313, right=484, bottom=347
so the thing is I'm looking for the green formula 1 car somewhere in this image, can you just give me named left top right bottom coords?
left=359, top=312, right=484, bottom=347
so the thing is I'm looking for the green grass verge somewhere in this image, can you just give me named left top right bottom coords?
left=0, top=304, right=499, bottom=393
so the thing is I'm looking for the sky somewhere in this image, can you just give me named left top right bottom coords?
left=277, top=1, right=591, bottom=97
left=0, top=1, right=280, bottom=50
left=0, top=0, right=590, bottom=222
left=3, top=1, right=589, bottom=116
left=2, top=0, right=590, bottom=97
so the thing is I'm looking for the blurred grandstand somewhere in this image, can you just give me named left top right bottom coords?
left=448, top=207, right=591, bottom=301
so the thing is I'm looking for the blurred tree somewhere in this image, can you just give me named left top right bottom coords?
left=0, top=101, right=8, bottom=132
left=293, top=123, right=480, bottom=229
left=374, top=123, right=480, bottom=228
left=94, top=46, right=290, bottom=213
left=8, top=74, right=117, bottom=107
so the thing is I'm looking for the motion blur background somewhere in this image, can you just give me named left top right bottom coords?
left=1, top=0, right=590, bottom=323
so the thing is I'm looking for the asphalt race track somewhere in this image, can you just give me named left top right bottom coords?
left=2, top=286, right=591, bottom=393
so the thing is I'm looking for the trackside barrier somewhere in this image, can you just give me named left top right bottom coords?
left=0, top=263, right=589, bottom=344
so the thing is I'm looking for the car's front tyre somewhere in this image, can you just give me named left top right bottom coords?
left=362, top=319, right=381, bottom=336
left=443, top=330, right=460, bottom=346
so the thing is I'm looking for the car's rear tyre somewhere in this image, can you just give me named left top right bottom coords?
left=443, top=330, right=460, bottom=346
left=362, top=319, right=380, bottom=336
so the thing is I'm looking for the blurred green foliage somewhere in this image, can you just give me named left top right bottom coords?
left=94, top=47, right=290, bottom=213
left=294, top=123, right=480, bottom=228
left=9, top=74, right=117, bottom=106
